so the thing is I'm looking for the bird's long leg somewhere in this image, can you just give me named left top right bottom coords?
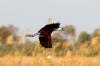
left=26, top=33, right=40, bottom=37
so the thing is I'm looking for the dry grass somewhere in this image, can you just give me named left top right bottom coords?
left=0, top=55, right=100, bottom=66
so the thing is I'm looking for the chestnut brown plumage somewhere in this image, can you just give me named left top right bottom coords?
left=26, top=22, right=63, bottom=48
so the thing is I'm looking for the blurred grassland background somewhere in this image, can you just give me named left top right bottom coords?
left=0, top=23, right=100, bottom=66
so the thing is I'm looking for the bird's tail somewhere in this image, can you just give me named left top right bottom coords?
left=26, top=33, right=39, bottom=37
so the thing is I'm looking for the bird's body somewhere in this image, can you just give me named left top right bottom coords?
left=26, top=22, right=63, bottom=48
left=38, top=23, right=60, bottom=34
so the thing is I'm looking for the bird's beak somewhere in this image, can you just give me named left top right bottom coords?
left=61, top=27, right=64, bottom=31
left=55, top=27, right=64, bottom=31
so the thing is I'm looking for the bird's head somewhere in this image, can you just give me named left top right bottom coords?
left=52, top=22, right=60, bottom=29
left=52, top=22, right=64, bottom=31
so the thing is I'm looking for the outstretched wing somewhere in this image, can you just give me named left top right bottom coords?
left=39, top=34, right=52, bottom=48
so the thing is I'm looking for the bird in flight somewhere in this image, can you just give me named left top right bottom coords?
left=26, top=22, right=63, bottom=48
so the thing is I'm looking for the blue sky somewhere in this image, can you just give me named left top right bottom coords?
left=0, top=0, right=100, bottom=34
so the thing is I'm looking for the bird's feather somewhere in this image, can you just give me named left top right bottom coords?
left=39, top=34, right=52, bottom=48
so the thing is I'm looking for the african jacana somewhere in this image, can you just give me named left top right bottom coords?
left=26, top=22, right=63, bottom=48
